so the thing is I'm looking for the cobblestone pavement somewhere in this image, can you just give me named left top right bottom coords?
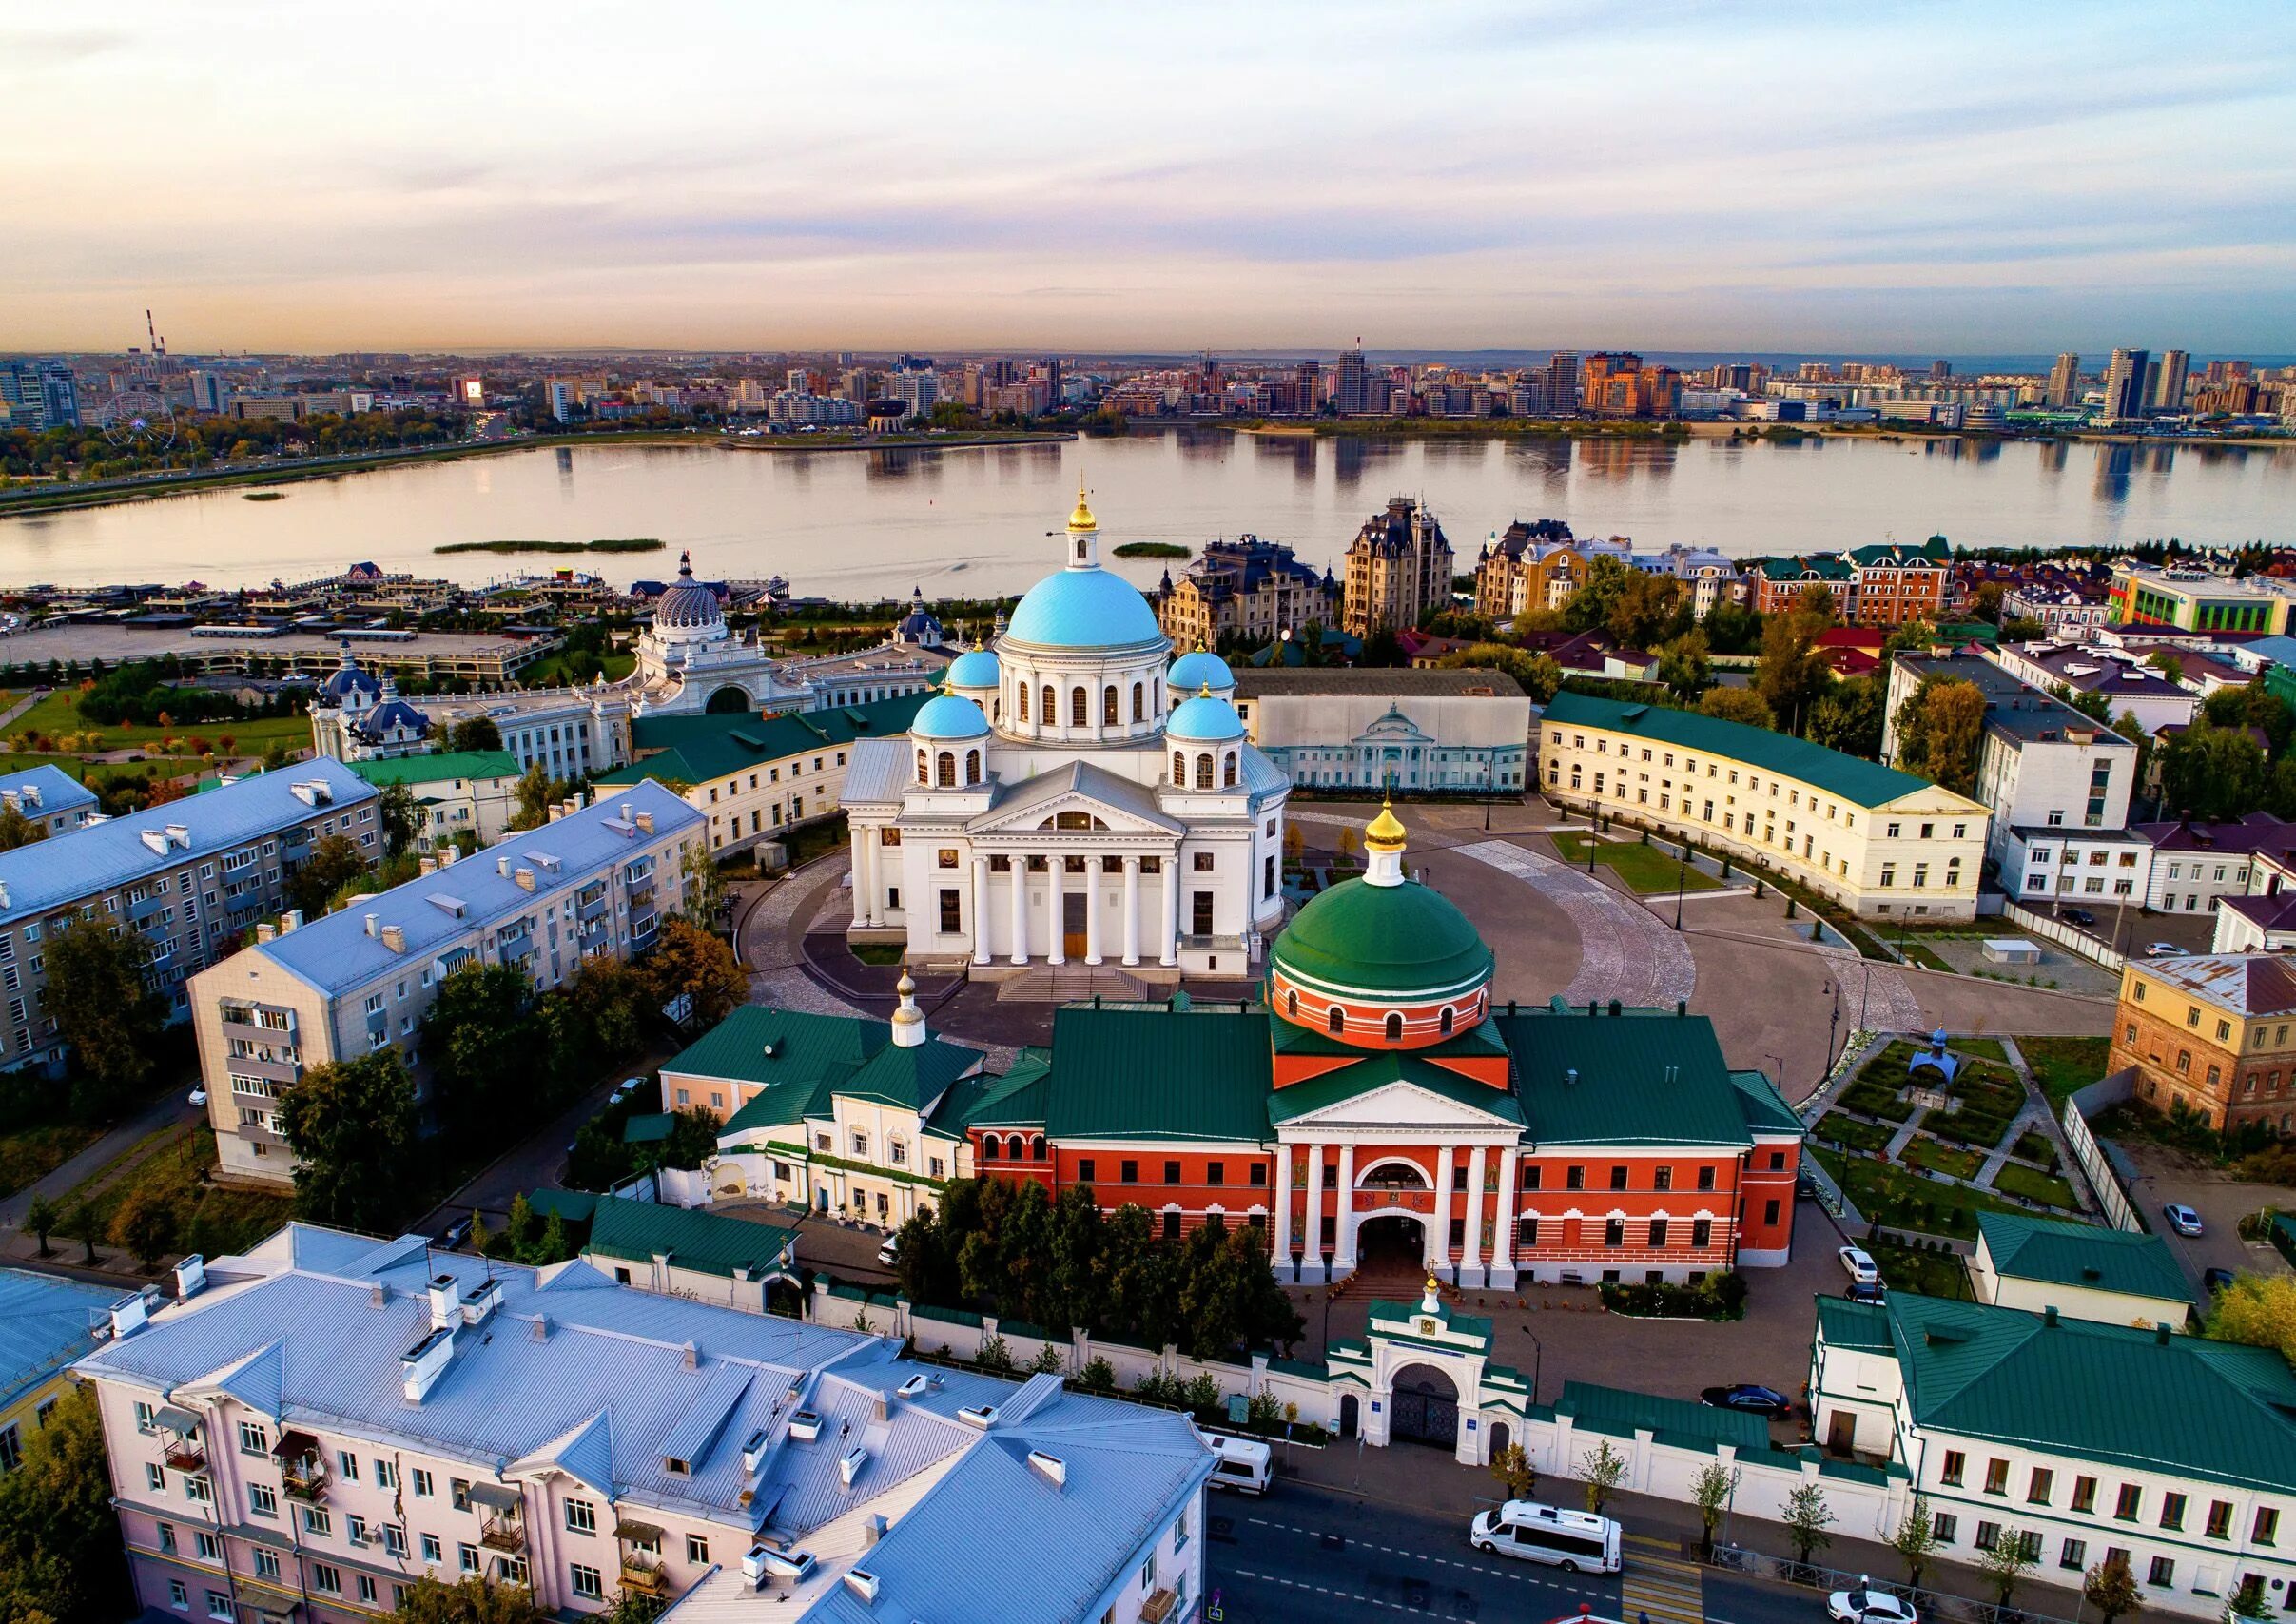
left=1450, top=837, right=1699, bottom=1008
left=1815, top=945, right=1924, bottom=1031
left=739, top=854, right=874, bottom=1019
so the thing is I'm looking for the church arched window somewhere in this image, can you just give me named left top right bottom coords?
left=1287, top=988, right=1299, bottom=1018
left=1440, top=1006, right=1455, bottom=1035
left=936, top=751, right=956, bottom=788
left=1041, top=684, right=1056, bottom=726
left=1195, top=753, right=1213, bottom=790
left=1173, top=751, right=1186, bottom=784
left=1223, top=752, right=1238, bottom=788
left=915, top=749, right=929, bottom=785
left=1071, top=686, right=1088, bottom=726
left=1385, top=1012, right=1404, bottom=1043
left=965, top=748, right=982, bottom=784
left=1103, top=686, right=1119, bottom=726
left=1327, top=1005, right=1344, bottom=1035
left=1018, top=684, right=1029, bottom=723
left=1132, top=681, right=1145, bottom=723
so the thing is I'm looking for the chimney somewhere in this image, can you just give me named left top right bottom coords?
left=401, top=1326, right=457, bottom=1402
left=516, top=868, right=535, bottom=891
left=369, top=1283, right=389, bottom=1310
left=428, top=1273, right=459, bottom=1329
left=2155, top=1322, right=2171, bottom=1345
left=682, top=1340, right=700, bottom=1371
left=109, top=1291, right=149, bottom=1340
left=418, top=854, right=438, bottom=876
left=438, top=847, right=457, bottom=867
left=529, top=1314, right=550, bottom=1342
left=459, top=1278, right=503, bottom=1326
left=837, top=1445, right=867, bottom=1488
left=842, top=1570, right=881, bottom=1605
left=280, top=909, right=302, bottom=933
left=740, top=1429, right=769, bottom=1476
left=173, top=1254, right=207, bottom=1301
left=635, top=811, right=654, bottom=834
left=380, top=924, right=406, bottom=953
left=364, top=912, right=379, bottom=938
left=547, top=803, right=564, bottom=824
left=497, top=855, right=510, bottom=876
left=256, top=922, right=277, bottom=944
left=2043, top=1305, right=2059, bottom=1327
left=1026, top=1449, right=1068, bottom=1489
left=1565, top=1067, right=1579, bottom=1087
left=863, top=1514, right=887, bottom=1549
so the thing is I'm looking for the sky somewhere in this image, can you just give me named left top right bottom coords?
left=7, top=1, right=2294, bottom=357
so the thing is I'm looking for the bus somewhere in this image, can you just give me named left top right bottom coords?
left=1201, top=1432, right=1273, bottom=1495
left=1469, top=1500, right=1622, bottom=1574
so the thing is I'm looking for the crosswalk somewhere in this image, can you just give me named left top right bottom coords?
left=1621, top=1533, right=1705, bottom=1624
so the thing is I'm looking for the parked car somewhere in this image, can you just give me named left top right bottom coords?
left=2203, top=1267, right=2236, bottom=1295
left=438, top=1217, right=474, bottom=1250
left=1839, top=1244, right=1879, bottom=1285
left=1700, top=1383, right=1793, bottom=1419
left=187, top=1087, right=207, bottom=1106
left=2060, top=908, right=2097, bottom=928
left=2144, top=942, right=2184, bottom=958
left=2162, top=1203, right=2206, bottom=1237
left=1845, top=1281, right=1888, bottom=1305
left=1828, top=1582, right=1919, bottom=1624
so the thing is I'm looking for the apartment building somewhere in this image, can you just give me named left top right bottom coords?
left=0, top=765, right=97, bottom=835
left=1967, top=1212, right=2192, bottom=1331
left=2113, top=953, right=2296, bottom=1133
left=1542, top=692, right=1990, bottom=920
left=2111, top=562, right=2296, bottom=636
left=1, top=1268, right=117, bottom=1474
left=1749, top=555, right=1858, bottom=616
left=2004, top=583, right=2112, bottom=635
left=0, top=761, right=379, bottom=1075
left=593, top=694, right=924, bottom=860
left=2132, top=815, right=2292, bottom=916
left=346, top=752, right=522, bottom=851
left=1986, top=640, right=2199, bottom=736
left=1230, top=666, right=1532, bottom=793
left=1469, top=519, right=1583, bottom=616
left=189, top=781, right=702, bottom=1186
left=1341, top=496, right=1454, bottom=636
left=1813, top=1292, right=2295, bottom=1622
left=1749, top=540, right=1950, bottom=628
left=1151, top=536, right=1335, bottom=649
left=74, top=1226, right=1214, bottom=1624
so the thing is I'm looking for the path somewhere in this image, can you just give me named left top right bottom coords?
left=0, top=1088, right=197, bottom=1230
left=737, top=853, right=876, bottom=1020
left=1450, top=838, right=1698, bottom=1008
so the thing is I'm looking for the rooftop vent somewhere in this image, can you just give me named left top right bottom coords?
left=842, top=1570, right=880, bottom=1604
left=956, top=1403, right=1000, bottom=1431
left=896, top=1374, right=931, bottom=1400
left=740, top=1429, right=769, bottom=1476
left=109, top=1291, right=149, bottom=1340
left=838, top=1445, right=867, bottom=1488
left=787, top=1410, right=823, bottom=1442
left=174, top=1254, right=206, bottom=1301
left=428, top=1274, right=459, bottom=1329
left=743, top=1546, right=815, bottom=1589
left=1026, top=1449, right=1067, bottom=1489
left=401, top=1325, right=457, bottom=1403
left=460, top=1278, right=502, bottom=1325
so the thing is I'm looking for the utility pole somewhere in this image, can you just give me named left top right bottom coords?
left=1673, top=836, right=1689, bottom=931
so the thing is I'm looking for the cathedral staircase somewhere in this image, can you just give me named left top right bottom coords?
left=994, top=966, right=1159, bottom=1004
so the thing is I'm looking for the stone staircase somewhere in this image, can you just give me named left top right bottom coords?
left=994, top=966, right=1159, bottom=1004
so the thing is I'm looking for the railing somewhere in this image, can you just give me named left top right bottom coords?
left=162, top=1437, right=205, bottom=1471
left=1707, top=1545, right=2086, bottom=1624
left=618, top=1558, right=668, bottom=1597
left=479, top=1514, right=525, bottom=1554
left=281, top=1460, right=329, bottom=1501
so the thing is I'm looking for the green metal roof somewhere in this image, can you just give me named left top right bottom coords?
left=935, top=1049, right=1053, bottom=1131
left=1887, top=1292, right=2296, bottom=1493
left=1542, top=690, right=1948, bottom=810
left=1555, top=1379, right=1768, bottom=1451
left=670, top=1004, right=979, bottom=1137
left=527, top=1188, right=598, bottom=1223
left=1816, top=1293, right=1895, bottom=1353
left=1728, top=1068, right=1805, bottom=1137
left=348, top=750, right=521, bottom=787
left=593, top=691, right=926, bottom=790
left=1976, top=1211, right=2192, bottom=1305
left=1043, top=1003, right=1274, bottom=1144
left=1494, top=1006, right=1760, bottom=1147
left=1273, top=874, right=1493, bottom=1000
left=1267, top=1052, right=1525, bottom=1125
left=584, top=1195, right=795, bottom=1281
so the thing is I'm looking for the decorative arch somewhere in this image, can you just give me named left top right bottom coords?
left=1195, top=753, right=1213, bottom=790
left=936, top=751, right=957, bottom=788
left=1358, top=1156, right=1430, bottom=1188
left=1384, top=1011, right=1404, bottom=1044
left=1327, top=1005, right=1345, bottom=1034
left=1440, top=1005, right=1455, bottom=1036
left=1070, top=686, right=1088, bottom=726
left=1031, top=1134, right=1046, bottom=1162
left=983, top=1133, right=1002, bottom=1161
left=1223, top=751, right=1238, bottom=788
left=1131, top=681, right=1144, bottom=723
left=1102, top=685, right=1119, bottom=726
left=1286, top=988, right=1299, bottom=1018
left=1041, top=683, right=1056, bottom=725
left=964, top=748, right=982, bottom=784
left=915, top=748, right=929, bottom=785
left=705, top=685, right=752, bottom=714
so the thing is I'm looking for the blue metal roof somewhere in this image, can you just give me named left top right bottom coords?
left=254, top=780, right=701, bottom=995
left=0, top=759, right=377, bottom=925
left=0, top=1267, right=118, bottom=1413
left=1165, top=694, right=1245, bottom=742
left=0, top=764, right=97, bottom=821
left=907, top=695, right=991, bottom=740
left=1004, top=567, right=1164, bottom=650
left=946, top=648, right=1000, bottom=688
left=1167, top=649, right=1234, bottom=693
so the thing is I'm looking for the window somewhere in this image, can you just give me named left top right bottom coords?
left=1648, top=1219, right=1668, bottom=1248
left=1121, top=1160, right=1138, bottom=1184
left=1932, top=1513, right=1958, bottom=1545
left=196, top=1531, right=224, bottom=1561
left=2114, top=1483, right=2142, bottom=1521
left=687, top=1535, right=710, bottom=1565
left=2146, top=1556, right=2174, bottom=1589
left=423, top=1534, right=444, bottom=1563
left=2160, top=1492, right=2187, bottom=1531
left=1975, top=1521, right=2001, bottom=1553
left=413, top=1468, right=435, bottom=1498
left=146, top=1463, right=166, bottom=1492
left=1565, top=1164, right=1585, bottom=1191
left=1696, top=1164, right=1716, bottom=1191
left=2255, top=1506, right=2280, bottom=1545
left=249, top=1482, right=277, bottom=1517
left=2072, top=1477, right=2097, bottom=1513
left=1692, top=1217, right=1712, bottom=1248
left=1603, top=1217, right=1625, bottom=1247
left=1653, top=1166, right=1672, bottom=1192
left=2207, top=1501, right=2235, bottom=1539
left=2060, top=1538, right=2087, bottom=1571
left=253, top=1551, right=281, bottom=1580
left=571, top=1565, right=605, bottom=1602
left=302, top=1505, right=331, bottom=1537
left=566, top=1498, right=597, bottom=1535
left=460, top=1543, right=481, bottom=1574
left=169, top=1580, right=188, bottom=1611
left=207, top=1592, right=233, bottom=1620
left=1985, top=1458, right=2010, bottom=1496
left=359, top=1576, right=379, bottom=1605
left=2028, top=1468, right=2053, bottom=1505
left=1941, top=1451, right=1966, bottom=1487
left=338, top=1449, right=360, bottom=1483
left=238, top=1420, right=268, bottom=1455
left=0, top=1425, right=17, bottom=1474
left=1078, top=1158, right=1096, bottom=1183
left=384, top=1526, right=409, bottom=1558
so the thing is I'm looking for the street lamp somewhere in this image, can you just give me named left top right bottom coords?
left=1520, top=1327, right=1545, bottom=1405
left=1824, top=980, right=1841, bottom=1069
left=1672, top=836, right=1690, bottom=931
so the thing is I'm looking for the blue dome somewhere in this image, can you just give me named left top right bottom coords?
left=947, top=648, right=1001, bottom=688
left=1167, top=694, right=1245, bottom=742
left=1169, top=650, right=1234, bottom=692
left=321, top=664, right=382, bottom=702
left=910, top=695, right=991, bottom=739
left=1005, top=568, right=1163, bottom=649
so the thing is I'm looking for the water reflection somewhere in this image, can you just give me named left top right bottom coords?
left=555, top=446, right=574, bottom=493
left=2093, top=444, right=2135, bottom=505
left=2037, top=441, right=2067, bottom=477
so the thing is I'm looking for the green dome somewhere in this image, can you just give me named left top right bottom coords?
left=1273, top=875, right=1492, bottom=1000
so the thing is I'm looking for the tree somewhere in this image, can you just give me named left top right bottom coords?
left=1562, top=556, right=1636, bottom=636
left=644, top=916, right=748, bottom=1027
left=280, top=1050, right=420, bottom=1231
left=2206, top=1272, right=2296, bottom=1363
left=1780, top=1482, right=1836, bottom=1575
left=2158, top=723, right=2268, bottom=820
left=286, top=832, right=371, bottom=917
left=0, top=801, right=46, bottom=851
left=556, top=956, right=652, bottom=1066
left=426, top=963, right=543, bottom=1133
left=1606, top=570, right=1685, bottom=651
left=2084, top=1554, right=2143, bottom=1624
left=1656, top=629, right=1712, bottom=700
left=1697, top=686, right=1776, bottom=730
left=651, top=1105, right=722, bottom=1172
left=45, top=917, right=166, bottom=1098
left=25, top=1193, right=60, bottom=1256
left=1436, top=643, right=1561, bottom=703
left=388, top=1575, right=543, bottom=1624
left=507, top=763, right=555, bottom=832
left=0, top=1381, right=133, bottom=1624
left=1889, top=1493, right=1939, bottom=1591
left=1703, top=598, right=1762, bottom=655
left=678, top=837, right=728, bottom=929
left=1577, top=1438, right=1626, bottom=1514
left=109, top=1185, right=180, bottom=1271
left=378, top=778, right=423, bottom=860
left=1977, top=1528, right=2037, bottom=1607
left=1807, top=675, right=1886, bottom=759
left=1754, top=610, right=1834, bottom=734
left=1689, top=1462, right=1740, bottom=1559
left=445, top=715, right=504, bottom=753
left=62, top=1201, right=101, bottom=1265
left=1892, top=676, right=1986, bottom=793
left=1489, top=1440, right=1537, bottom=1500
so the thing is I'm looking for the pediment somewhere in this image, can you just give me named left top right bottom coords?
left=966, top=786, right=1181, bottom=838
left=1278, top=1078, right=1520, bottom=1131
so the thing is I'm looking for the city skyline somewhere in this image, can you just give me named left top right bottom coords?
left=6, top=1, right=2294, bottom=354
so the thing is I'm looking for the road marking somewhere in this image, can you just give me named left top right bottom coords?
left=1622, top=1535, right=1706, bottom=1624
left=1231, top=1516, right=1607, bottom=1597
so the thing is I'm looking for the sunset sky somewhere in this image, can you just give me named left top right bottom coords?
left=8, top=0, right=2292, bottom=355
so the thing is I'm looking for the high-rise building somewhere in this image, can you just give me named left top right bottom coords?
left=2101, top=348, right=2150, bottom=420
left=187, top=370, right=233, bottom=415
left=1294, top=358, right=1321, bottom=413
left=1545, top=351, right=1582, bottom=414
left=0, top=361, right=79, bottom=430
left=1333, top=346, right=1372, bottom=415
left=1342, top=496, right=1454, bottom=636
left=545, top=379, right=577, bottom=422
left=1929, top=359, right=1952, bottom=381
left=2046, top=352, right=2081, bottom=408
left=2152, top=348, right=2190, bottom=412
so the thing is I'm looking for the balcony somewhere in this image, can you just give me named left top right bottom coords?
left=162, top=1436, right=206, bottom=1472
left=618, top=1557, right=669, bottom=1597
left=479, top=1514, right=525, bottom=1554
left=276, top=1432, right=328, bottom=1501
left=1139, top=1589, right=1179, bottom=1624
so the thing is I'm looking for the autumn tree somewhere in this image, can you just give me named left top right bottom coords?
left=0, top=1381, right=133, bottom=1624
left=1893, top=675, right=1987, bottom=794
left=2207, top=1272, right=2296, bottom=1364
left=2084, top=1554, right=2143, bottom=1624
left=0, top=801, right=46, bottom=851
left=45, top=917, right=167, bottom=1101
left=286, top=832, right=371, bottom=917
left=1490, top=1442, right=1538, bottom=1502
left=1754, top=610, right=1834, bottom=734
left=1697, top=686, right=1777, bottom=730
left=644, top=916, right=748, bottom=1027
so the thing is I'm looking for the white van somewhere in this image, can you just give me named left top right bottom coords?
left=1202, top=1432, right=1273, bottom=1496
left=1469, top=1500, right=1622, bottom=1574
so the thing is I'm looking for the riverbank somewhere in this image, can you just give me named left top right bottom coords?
left=0, top=427, right=1076, bottom=518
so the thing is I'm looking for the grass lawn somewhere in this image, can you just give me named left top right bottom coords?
left=2017, top=1035, right=2113, bottom=1114
left=2011, top=1129, right=2060, bottom=1169
left=1955, top=1039, right=2010, bottom=1063
left=1839, top=1078, right=1915, bottom=1122
left=1816, top=1111, right=1894, bottom=1154
left=7, top=690, right=308, bottom=755
left=1871, top=1237, right=1973, bottom=1300
left=850, top=942, right=905, bottom=967
left=519, top=650, right=638, bottom=687
left=0, top=1117, right=104, bottom=1201
left=1902, top=1138, right=1986, bottom=1180
left=1990, top=1162, right=2079, bottom=1210
left=1812, top=1145, right=2027, bottom=1240
left=1551, top=832, right=1722, bottom=895
left=73, top=1124, right=294, bottom=1261
left=1897, top=940, right=1954, bottom=973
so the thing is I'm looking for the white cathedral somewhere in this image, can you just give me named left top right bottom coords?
left=844, top=493, right=1291, bottom=977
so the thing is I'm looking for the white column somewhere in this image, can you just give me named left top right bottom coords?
left=1462, top=1145, right=1489, bottom=1287
left=1430, top=1147, right=1456, bottom=1272
left=1047, top=853, right=1066, bottom=966
left=1490, top=1146, right=1520, bottom=1287
left=1084, top=854, right=1104, bottom=966
left=1008, top=858, right=1028, bottom=966
left=1160, top=855, right=1180, bottom=967
left=1304, top=1143, right=1327, bottom=1283
left=1333, top=1145, right=1358, bottom=1273
left=851, top=829, right=873, bottom=927
left=1271, top=1143, right=1293, bottom=1269
left=1121, top=856, right=1141, bottom=967
left=971, top=858, right=991, bottom=967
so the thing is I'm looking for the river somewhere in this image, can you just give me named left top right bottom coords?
left=3, top=430, right=2291, bottom=599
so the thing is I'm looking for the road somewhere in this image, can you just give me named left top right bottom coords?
left=1205, top=1478, right=1808, bottom=1624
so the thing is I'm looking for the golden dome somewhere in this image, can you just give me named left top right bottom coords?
left=1364, top=798, right=1408, bottom=851
left=1067, top=486, right=1097, bottom=531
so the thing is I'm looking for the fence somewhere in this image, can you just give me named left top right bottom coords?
left=1708, top=1546, right=2088, bottom=1624
left=2062, top=1068, right=2144, bottom=1233
left=2001, top=901, right=2126, bottom=971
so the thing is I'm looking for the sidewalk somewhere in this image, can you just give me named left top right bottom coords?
left=0, top=1088, right=197, bottom=1230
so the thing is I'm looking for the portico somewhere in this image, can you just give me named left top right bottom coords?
left=1274, top=1116, right=1527, bottom=1288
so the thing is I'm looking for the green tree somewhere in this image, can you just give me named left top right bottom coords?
left=388, top=1575, right=543, bottom=1624
left=45, top=916, right=166, bottom=1099
left=0, top=801, right=47, bottom=851
left=24, top=1193, right=60, bottom=1256
left=556, top=956, right=652, bottom=1065
left=651, top=1105, right=723, bottom=1172
left=1690, top=1462, right=1740, bottom=1559
left=1977, top=1528, right=2037, bottom=1607
left=426, top=963, right=543, bottom=1133
left=1754, top=609, right=1834, bottom=734
left=109, top=1185, right=180, bottom=1271
left=507, top=763, right=555, bottom=832
left=644, top=916, right=748, bottom=1027
left=1882, top=618, right=1939, bottom=656
left=2083, top=1554, right=2143, bottom=1624
left=2206, top=1273, right=2296, bottom=1364
left=1697, top=686, right=1777, bottom=730
left=1490, top=1441, right=1538, bottom=1501
left=444, top=715, right=505, bottom=753
left=287, top=832, right=371, bottom=917
left=1780, top=1482, right=1835, bottom=1574
left=2157, top=724, right=2267, bottom=820
left=1577, top=1439, right=1626, bottom=1514
left=678, top=838, right=728, bottom=929
left=1435, top=644, right=1562, bottom=703
left=1807, top=675, right=1886, bottom=759
left=1656, top=629, right=1712, bottom=700
left=1893, top=675, right=1987, bottom=793
left=62, top=1201, right=102, bottom=1265
left=280, top=1050, right=420, bottom=1231
left=378, top=778, right=423, bottom=860
left=1890, top=1493, right=1939, bottom=1591
left=1562, top=556, right=1635, bottom=636
left=1606, top=570, right=1685, bottom=651
left=0, top=1381, right=133, bottom=1624
left=1703, top=598, right=1762, bottom=655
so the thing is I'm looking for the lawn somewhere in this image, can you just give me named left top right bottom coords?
left=71, top=1124, right=294, bottom=1262
left=519, top=650, right=638, bottom=687
left=1812, top=1145, right=2027, bottom=1240
left=1839, top=1078, right=1915, bottom=1122
left=1870, top=1237, right=1972, bottom=1300
left=1816, top=1111, right=1895, bottom=1154
left=1902, top=1138, right=1986, bottom=1180
left=1990, top=1162, right=2080, bottom=1211
left=2016, top=1035, right=2113, bottom=1113
left=1954, top=1039, right=2010, bottom=1063
left=0, top=1117, right=103, bottom=1201
left=2011, top=1129, right=2060, bottom=1170
left=1551, top=832, right=1722, bottom=895
left=7, top=690, right=309, bottom=756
